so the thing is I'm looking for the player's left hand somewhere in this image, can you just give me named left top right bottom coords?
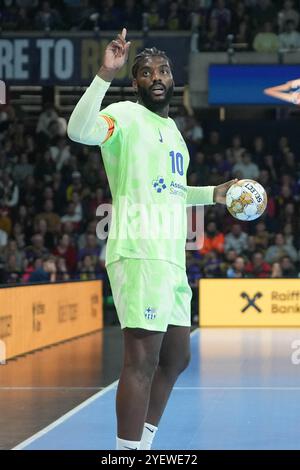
left=213, top=179, right=238, bottom=204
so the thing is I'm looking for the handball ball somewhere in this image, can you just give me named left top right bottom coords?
left=226, top=179, right=267, bottom=221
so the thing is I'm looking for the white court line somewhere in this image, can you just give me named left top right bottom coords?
left=12, top=380, right=118, bottom=450
left=12, top=328, right=200, bottom=450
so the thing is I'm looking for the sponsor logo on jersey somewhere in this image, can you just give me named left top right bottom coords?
left=152, top=176, right=167, bottom=193
left=169, top=180, right=187, bottom=199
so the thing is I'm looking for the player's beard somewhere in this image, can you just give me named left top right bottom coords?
left=137, top=83, right=174, bottom=113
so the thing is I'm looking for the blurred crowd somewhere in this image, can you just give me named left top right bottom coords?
left=180, top=113, right=300, bottom=286
left=1, top=0, right=300, bottom=52
left=0, top=100, right=299, bottom=286
left=0, top=102, right=109, bottom=284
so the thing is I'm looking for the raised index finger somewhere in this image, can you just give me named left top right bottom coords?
left=121, top=28, right=127, bottom=40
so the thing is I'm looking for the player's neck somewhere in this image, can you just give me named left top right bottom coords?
left=138, top=100, right=169, bottom=118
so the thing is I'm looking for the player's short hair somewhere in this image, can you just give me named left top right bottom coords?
left=131, top=47, right=173, bottom=78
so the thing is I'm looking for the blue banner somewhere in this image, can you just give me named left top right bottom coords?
left=0, top=35, right=189, bottom=86
left=209, top=64, right=300, bottom=105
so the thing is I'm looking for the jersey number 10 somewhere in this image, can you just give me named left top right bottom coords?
left=169, top=151, right=184, bottom=176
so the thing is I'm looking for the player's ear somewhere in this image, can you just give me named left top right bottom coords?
left=132, top=78, right=138, bottom=94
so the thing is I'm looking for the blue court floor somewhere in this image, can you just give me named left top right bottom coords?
left=14, top=328, right=300, bottom=450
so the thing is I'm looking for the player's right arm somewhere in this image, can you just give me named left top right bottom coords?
left=67, top=28, right=131, bottom=146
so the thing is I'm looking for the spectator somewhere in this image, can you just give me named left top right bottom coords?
left=211, top=153, right=232, bottom=181
left=78, top=234, right=101, bottom=264
left=66, top=171, right=83, bottom=200
left=280, top=255, right=298, bottom=277
left=53, top=234, right=77, bottom=273
left=265, top=233, right=298, bottom=264
left=279, top=20, right=300, bottom=49
left=55, top=256, right=70, bottom=281
left=36, top=103, right=59, bottom=138
left=25, top=233, right=49, bottom=262
left=34, top=217, right=55, bottom=250
left=232, top=152, right=259, bottom=180
left=13, top=153, right=34, bottom=182
left=166, top=1, right=184, bottom=30
left=183, top=116, right=204, bottom=147
left=0, top=171, right=19, bottom=208
left=88, top=188, right=105, bottom=220
left=253, top=21, right=279, bottom=52
left=34, top=150, right=56, bottom=182
left=50, top=137, right=72, bottom=172
left=121, top=0, right=142, bottom=30
left=201, top=16, right=226, bottom=51
left=224, top=223, right=248, bottom=255
left=283, top=222, right=295, bottom=248
left=227, top=255, right=247, bottom=278
left=0, top=206, right=12, bottom=236
left=35, top=1, right=64, bottom=30
left=61, top=202, right=81, bottom=224
left=78, top=219, right=102, bottom=250
left=4, top=239, right=24, bottom=270
left=29, top=257, right=57, bottom=283
left=278, top=0, right=299, bottom=32
left=16, top=7, right=32, bottom=30
left=189, top=152, right=210, bottom=186
left=234, top=20, right=252, bottom=49
left=35, top=199, right=61, bottom=234
left=253, top=221, right=269, bottom=250
left=231, top=1, right=252, bottom=35
left=4, top=254, right=21, bottom=284
left=82, top=154, right=102, bottom=190
left=252, top=136, right=267, bottom=162
left=226, top=135, right=246, bottom=164
left=79, top=255, right=96, bottom=280
left=0, top=228, right=8, bottom=248
left=99, top=0, right=122, bottom=30
left=220, top=248, right=237, bottom=276
left=210, top=0, right=231, bottom=34
left=146, top=2, right=163, bottom=29
left=71, top=191, right=83, bottom=223
left=245, top=251, right=271, bottom=278
left=203, top=250, right=223, bottom=277
left=253, top=0, right=277, bottom=29
left=270, top=261, right=282, bottom=278
left=199, top=221, right=225, bottom=256
left=203, top=131, right=225, bottom=156
left=261, top=154, right=278, bottom=183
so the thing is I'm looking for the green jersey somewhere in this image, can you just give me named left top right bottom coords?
left=100, top=100, right=190, bottom=269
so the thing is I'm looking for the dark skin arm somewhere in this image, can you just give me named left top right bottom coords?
left=213, top=178, right=238, bottom=204
left=97, top=27, right=131, bottom=82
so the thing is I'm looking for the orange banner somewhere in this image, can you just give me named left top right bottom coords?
left=199, top=279, right=300, bottom=327
left=0, top=281, right=103, bottom=359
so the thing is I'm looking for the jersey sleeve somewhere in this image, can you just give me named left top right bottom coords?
left=99, top=102, right=133, bottom=149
